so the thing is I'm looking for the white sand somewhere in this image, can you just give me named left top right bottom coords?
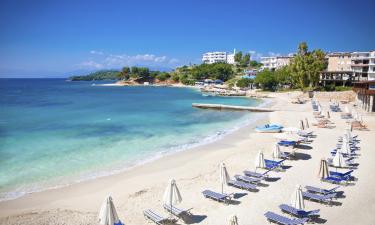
left=0, top=92, right=374, bottom=225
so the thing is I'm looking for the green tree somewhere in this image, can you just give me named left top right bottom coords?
left=236, top=78, right=253, bottom=88
left=241, top=53, right=251, bottom=67
left=234, top=51, right=243, bottom=63
left=117, top=67, right=130, bottom=80
left=254, top=69, right=277, bottom=90
left=156, top=72, right=170, bottom=81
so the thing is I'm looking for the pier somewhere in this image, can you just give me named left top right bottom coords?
left=192, top=103, right=275, bottom=112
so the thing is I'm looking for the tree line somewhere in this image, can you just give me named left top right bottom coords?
left=254, top=42, right=327, bottom=91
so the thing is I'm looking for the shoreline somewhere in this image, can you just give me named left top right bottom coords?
left=0, top=99, right=272, bottom=217
left=0, top=95, right=272, bottom=203
left=1, top=91, right=374, bottom=225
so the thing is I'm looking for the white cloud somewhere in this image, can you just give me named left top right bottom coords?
left=90, top=50, right=104, bottom=55
left=268, top=51, right=281, bottom=57
left=79, top=61, right=103, bottom=69
left=248, top=50, right=263, bottom=61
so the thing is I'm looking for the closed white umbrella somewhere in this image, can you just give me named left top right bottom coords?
left=219, top=163, right=230, bottom=194
left=305, top=118, right=309, bottom=128
left=345, top=106, right=350, bottom=114
left=342, top=141, right=351, bottom=155
left=255, top=151, right=265, bottom=171
left=98, top=196, right=122, bottom=225
left=318, top=159, right=329, bottom=179
left=300, top=120, right=305, bottom=130
left=273, top=144, right=281, bottom=159
left=163, top=179, right=182, bottom=217
left=333, top=152, right=346, bottom=168
left=229, top=215, right=239, bottom=225
left=291, top=185, right=305, bottom=210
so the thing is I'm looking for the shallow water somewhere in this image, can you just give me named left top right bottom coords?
left=0, top=79, right=261, bottom=200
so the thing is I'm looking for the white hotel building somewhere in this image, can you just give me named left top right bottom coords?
left=202, top=50, right=235, bottom=64
left=260, top=55, right=293, bottom=71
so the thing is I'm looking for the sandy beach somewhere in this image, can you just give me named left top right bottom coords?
left=0, top=91, right=374, bottom=225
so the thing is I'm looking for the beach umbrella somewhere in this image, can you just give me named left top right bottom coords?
left=273, top=144, right=281, bottom=159
left=318, top=159, right=329, bottom=179
left=300, top=120, right=305, bottom=130
left=291, top=185, right=305, bottom=210
left=327, top=111, right=330, bottom=119
left=275, top=133, right=300, bottom=141
left=333, top=152, right=346, bottom=169
left=345, top=106, right=350, bottom=114
left=342, top=141, right=351, bottom=155
left=219, top=163, right=230, bottom=194
left=255, top=151, right=265, bottom=171
left=98, top=196, right=122, bottom=225
left=163, top=179, right=182, bottom=217
left=282, top=127, right=300, bottom=133
left=229, top=215, right=239, bottom=225
left=305, top=118, right=309, bottom=128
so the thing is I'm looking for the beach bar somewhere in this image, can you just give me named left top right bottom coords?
left=353, top=81, right=375, bottom=112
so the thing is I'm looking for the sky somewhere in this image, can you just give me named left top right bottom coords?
left=0, top=0, right=374, bottom=78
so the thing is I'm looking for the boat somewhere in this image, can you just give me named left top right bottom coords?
left=255, top=124, right=283, bottom=133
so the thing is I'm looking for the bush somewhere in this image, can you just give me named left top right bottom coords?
left=254, top=69, right=277, bottom=91
left=236, top=78, right=253, bottom=88
left=156, top=72, right=170, bottom=81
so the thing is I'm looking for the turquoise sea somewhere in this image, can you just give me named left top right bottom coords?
left=0, top=79, right=262, bottom=201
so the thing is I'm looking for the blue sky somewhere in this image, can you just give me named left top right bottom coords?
left=0, top=0, right=374, bottom=78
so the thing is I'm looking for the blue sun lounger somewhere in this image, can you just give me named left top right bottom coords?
left=162, top=204, right=192, bottom=218
left=322, top=175, right=350, bottom=185
left=278, top=140, right=297, bottom=147
left=228, top=179, right=258, bottom=191
left=265, top=158, right=286, bottom=165
left=330, top=170, right=353, bottom=178
left=143, top=209, right=171, bottom=225
left=279, top=204, right=320, bottom=219
left=202, top=190, right=231, bottom=203
left=264, top=211, right=309, bottom=225
left=234, top=175, right=261, bottom=184
left=305, top=185, right=340, bottom=196
left=302, top=192, right=336, bottom=205
left=243, top=170, right=270, bottom=179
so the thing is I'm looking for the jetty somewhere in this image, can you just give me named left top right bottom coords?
left=192, top=103, right=275, bottom=112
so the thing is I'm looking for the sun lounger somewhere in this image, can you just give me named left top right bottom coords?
left=264, top=211, right=309, bottom=225
left=279, top=204, right=320, bottom=219
left=302, top=192, right=336, bottom=204
left=277, top=140, right=297, bottom=147
left=228, top=179, right=258, bottom=191
left=163, top=204, right=191, bottom=218
left=265, top=159, right=286, bottom=165
left=243, top=170, right=269, bottom=179
left=202, top=190, right=231, bottom=203
left=305, top=185, right=340, bottom=196
left=143, top=209, right=171, bottom=225
left=329, top=170, right=353, bottom=178
left=322, top=175, right=350, bottom=185
left=234, top=175, right=261, bottom=184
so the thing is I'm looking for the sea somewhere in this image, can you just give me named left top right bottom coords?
left=0, top=78, right=264, bottom=201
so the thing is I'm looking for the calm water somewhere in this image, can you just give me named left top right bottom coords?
left=0, top=79, right=262, bottom=201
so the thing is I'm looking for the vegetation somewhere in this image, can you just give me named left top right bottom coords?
left=70, top=70, right=119, bottom=81
left=236, top=78, right=253, bottom=88
left=255, top=42, right=327, bottom=91
left=173, top=63, right=234, bottom=85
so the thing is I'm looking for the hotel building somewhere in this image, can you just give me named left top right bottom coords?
left=202, top=50, right=235, bottom=64
left=260, top=55, right=293, bottom=71
left=320, top=52, right=353, bottom=86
